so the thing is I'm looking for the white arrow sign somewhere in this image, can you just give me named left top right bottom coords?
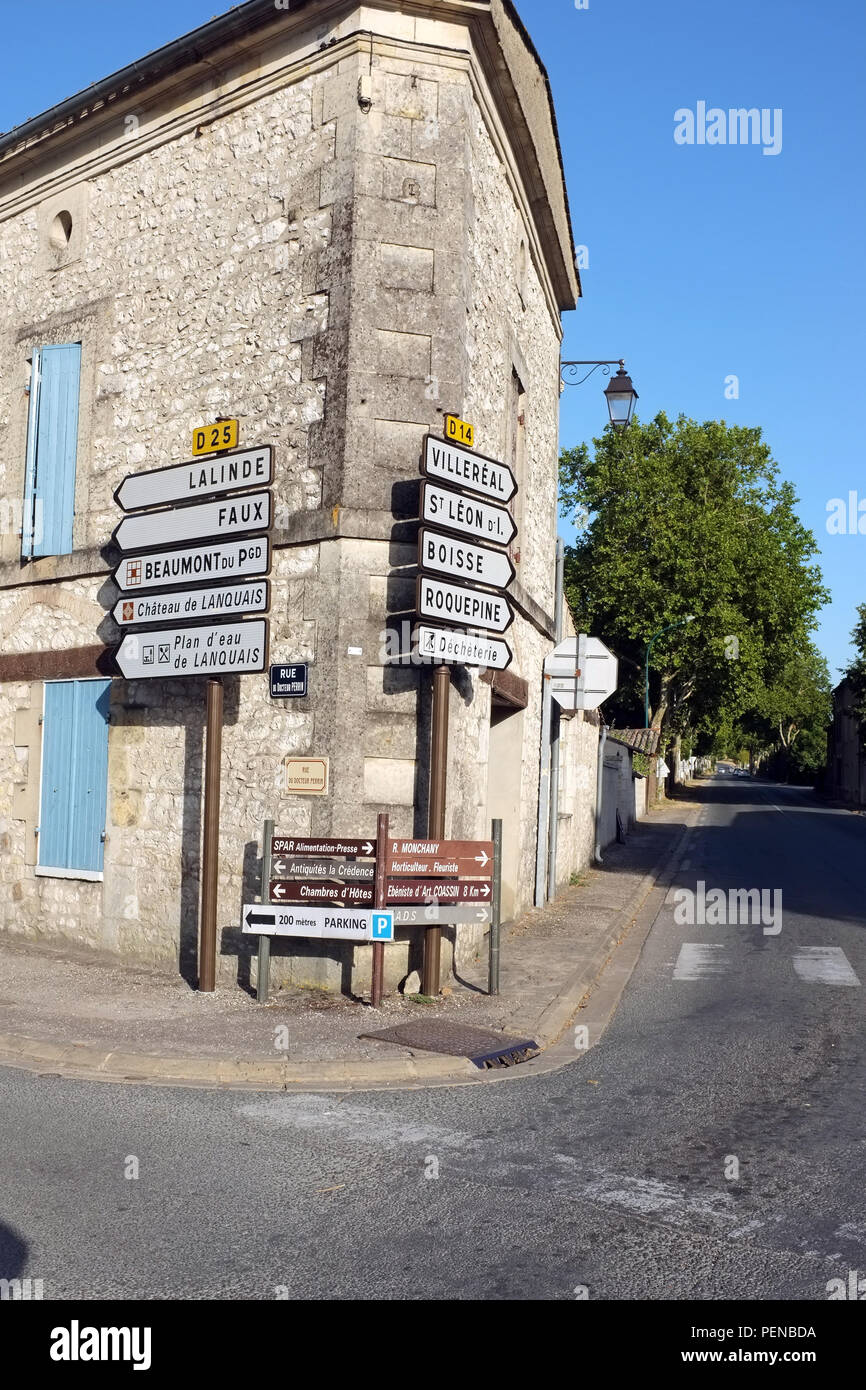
left=415, top=625, right=513, bottom=670
left=544, top=633, right=618, bottom=710
left=112, top=537, right=270, bottom=593
left=115, top=446, right=273, bottom=512
left=112, top=580, right=269, bottom=626
left=113, top=491, right=271, bottom=553
left=418, top=528, right=514, bottom=590
left=417, top=576, right=513, bottom=634
left=115, top=618, right=268, bottom=679
left=421, top=435, right=517, bottom=504
left=421, top=482, right=517, bottom=546
left=390, top=904, right=493, bottom=926
left=241, top=904, right=394, bottom=941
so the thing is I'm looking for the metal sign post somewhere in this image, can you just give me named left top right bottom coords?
left=371, top=812, right=389, bottom=1008
left=489, top=818, right=502, bottom=995
left=198, top=676, right=223, bottom=991
left=422, top=663, right=450, bottom=995
left=257, top=818, right=274, bottom=1003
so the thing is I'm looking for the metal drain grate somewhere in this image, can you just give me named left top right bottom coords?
left=359, top=1019, right=539, bottom=1069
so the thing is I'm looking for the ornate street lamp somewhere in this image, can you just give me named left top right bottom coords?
left=560, top=359, right=638, bottom=428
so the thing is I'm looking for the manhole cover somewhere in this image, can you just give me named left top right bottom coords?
left=359, top=1019, right=539, bottom=1069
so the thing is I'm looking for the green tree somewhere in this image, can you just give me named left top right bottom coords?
left=559, top=413, right=828, bottom=770
left=845, top=603, right=866, bottom=727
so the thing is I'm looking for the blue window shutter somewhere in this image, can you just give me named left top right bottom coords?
left=30, top=343, right=81, bottom=558
left=39, top=679, right=110, bottom=873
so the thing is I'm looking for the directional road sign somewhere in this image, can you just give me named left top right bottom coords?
left=391, top=904, right=492, bottom=926
left=421, top=482, right=516, bottom=547
left=415, top=624, right=512, bottom=670
left=271, top=836, right=376, bottom=858
left=113, top=491, right=271, bottom=553
left=269, top=880, right=373, bottom=905
left=386, top=879, right=492, bottom=904
left=418, top=528, right=514, bottom=590
left=545, top=633, right=619, bottom=711
left=416, top=575, right=513, bottom=634
left=242, top=904, right=394, bottom=941
left=112, top=537, right=270, bottom=593
left=271, top=856, right=374, bottom=881
left=115, top=618, right=268, bottom=678
left=386, top=839, right=494, bottom=877
left=112, top=580, right=269, bottom=626
left=421, top=435, right=517, bottom=504
left=115, top=446, right=273, bottom=512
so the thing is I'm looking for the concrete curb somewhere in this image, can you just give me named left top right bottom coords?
left=0, top=808, right=697, bottom=1093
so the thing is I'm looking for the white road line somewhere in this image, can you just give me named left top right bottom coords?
left=792, top=947, right=861, bottom=987
left=673, top=943, right=729, bottom=980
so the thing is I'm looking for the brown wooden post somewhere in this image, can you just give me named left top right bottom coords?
left=422, top=662, right=450, bottom=995
left=198, top=676, right=223, bottom=991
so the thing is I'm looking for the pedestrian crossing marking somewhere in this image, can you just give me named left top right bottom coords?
left=792, top=947, right=861, bottom=987
left=673, top=944, right=729, bottom=979
left=671, top=944, right=861, bottom=985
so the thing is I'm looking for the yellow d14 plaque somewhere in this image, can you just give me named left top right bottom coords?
left=444, top=414, right=474, bottom=448
left=192, top=419, right=239, bottom=456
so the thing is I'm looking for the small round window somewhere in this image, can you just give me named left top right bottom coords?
left=49, top=210, right=73, bottom=250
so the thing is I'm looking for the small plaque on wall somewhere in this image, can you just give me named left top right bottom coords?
left=285, top=757, right=329, bottom=796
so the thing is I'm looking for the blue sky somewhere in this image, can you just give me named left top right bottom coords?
left=2, top=0, right=863, bottom=677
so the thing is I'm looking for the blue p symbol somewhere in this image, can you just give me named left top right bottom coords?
left=372, top=912, right=393, bottom=940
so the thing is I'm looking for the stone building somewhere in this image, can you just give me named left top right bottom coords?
left=0, top=0, right=597, bottom=991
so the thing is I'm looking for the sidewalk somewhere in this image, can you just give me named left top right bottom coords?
left=0, top=793, right=700, bottom=1090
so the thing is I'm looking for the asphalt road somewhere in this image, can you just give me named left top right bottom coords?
left=2, top=776, right=865, bottom=1301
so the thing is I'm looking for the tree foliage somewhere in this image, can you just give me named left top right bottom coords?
left=559, top=413, right=829, bottom=775
left=844, top=603, right=866, bottom=727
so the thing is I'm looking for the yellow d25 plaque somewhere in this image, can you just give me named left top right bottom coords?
left=191, top=419, right=239, bottom=456
left=444, top=414, right=474, bottom=448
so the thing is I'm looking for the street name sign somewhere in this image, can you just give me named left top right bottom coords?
left=387, top=879, right=492, bottom=903
left=271, top=836, right=376, bottom=858
left=420, top=482, right=517, bottom=546
left=392, top=904, right=492, bottom=926
left=113, top=491, right=271, bottom=553
left=545, top=633, right=619, bottom=711
left=115, top=618, right=268, bottom=678
left=242, top=904, right=394, bottom=941
left=115, top=446, right=273, bottom=511
left=285, top=757, right=329, bottom=795
left=418, top=528, right=514, bottom=590
left=421, top=435, right=517, bottom=504
left=112, top=537, right=270, bottom=593
left=415, top=625, right=512, bottom=671
left=192, top=419, right=239, bottom=455
left=269, top=663, right=308, bottom=698
left=271, top=856, right=375, bottom=881
left=112, top=580, right=269, bottom=626
left=269, top=880, right=373, bottom=905
left=416, top=575, right=513, bottom=634
left=386, top=839, right=493, bottom=877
